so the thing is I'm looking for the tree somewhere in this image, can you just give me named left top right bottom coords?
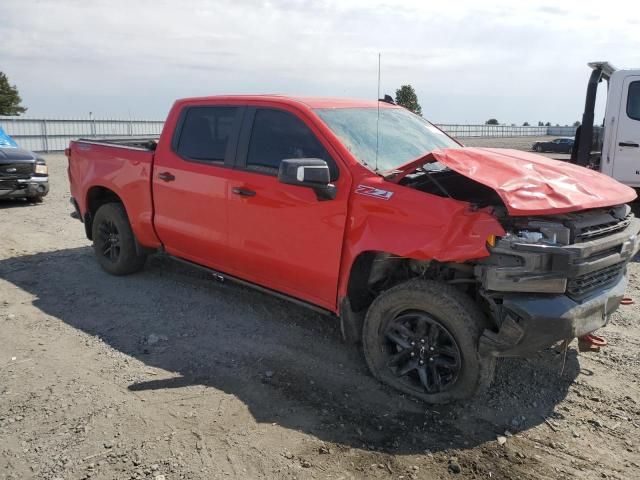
left=538, top=121, right=544, bottom=126
left=0, top=72, right=27, bottom=116
left=545, top=122, right=551, bottom=127
left=573, top=121, right=581, bottom=127
left=523, top=122, right=530, bottom=126
left=485, top=118, right=499, bottom=125
left=394, top=85, right=422, bottom=115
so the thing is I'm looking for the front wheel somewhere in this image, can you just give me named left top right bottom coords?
left=92, top=203, right=147, bottom=275
left=362, top=279, right=495, bottom=404
left=536, top=145, right=543, bottom=152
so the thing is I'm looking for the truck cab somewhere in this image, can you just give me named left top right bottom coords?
left=574, top=61, right=640, bottom=189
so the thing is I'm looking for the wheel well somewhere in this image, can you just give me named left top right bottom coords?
left=345, top=251, right=477, bottom=313
left=341, top=251, right=481, bottom=344
left=84, top=186, right=123, bottom=240
left=346, top=251, right=412, bottom=313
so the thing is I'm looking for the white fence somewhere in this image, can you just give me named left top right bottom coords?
left=0, top=116, right=574, bottom=152
left=547, top=126, right=578, bottom=136
left=437, top=124, right=548, bottom=138
left=0, top=117, right=164, bottom=152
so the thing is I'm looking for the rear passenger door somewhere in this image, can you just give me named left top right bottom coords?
left=152, top=105, right=244, bottom=270
left=225, top=107, right=350, bottom=310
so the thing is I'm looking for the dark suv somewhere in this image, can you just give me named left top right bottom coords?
left=0, top=128, right=49, bottom=202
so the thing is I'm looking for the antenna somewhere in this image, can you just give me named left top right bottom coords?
left=375, top=52, right=381, bottom=171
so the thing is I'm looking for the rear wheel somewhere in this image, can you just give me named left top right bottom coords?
left=92, top=203, right=147, bottom=275
left=27, top=195, right=44, bottom=203
left=362, top=279, right=495, bottom=403
left=536, top=144, right=543, bottom=152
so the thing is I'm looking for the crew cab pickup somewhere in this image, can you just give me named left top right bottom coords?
left=67, top=96, right=640, bottom=403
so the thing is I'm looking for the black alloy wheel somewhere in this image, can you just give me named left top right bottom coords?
left=97, top=218, right=121, bottom=263
left=384, top=310, right=461, bottom=394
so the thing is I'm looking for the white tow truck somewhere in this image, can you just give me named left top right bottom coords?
left=573, top=61, right=640, bottom=190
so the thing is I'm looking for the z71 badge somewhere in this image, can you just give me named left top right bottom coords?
left=355, top=185, right=394, bottom=200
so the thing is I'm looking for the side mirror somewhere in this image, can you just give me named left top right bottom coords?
left=278, top=158, right=336, bottom=200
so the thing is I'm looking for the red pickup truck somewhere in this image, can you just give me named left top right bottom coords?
left=67, top=95, right=639, bottom=403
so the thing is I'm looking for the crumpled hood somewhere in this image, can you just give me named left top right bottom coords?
left=393, top=147, right=637, bottom=216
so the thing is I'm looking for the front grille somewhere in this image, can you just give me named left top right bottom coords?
left=0, top=163, right=33, bottom=178
left=567, top=262, right=626, bottom=299
left=0, top=179, right=21, bottom=190
left=574, top=214, right=632, bottom=242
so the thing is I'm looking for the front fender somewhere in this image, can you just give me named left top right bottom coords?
left=337, top=177, right=505, bottom=301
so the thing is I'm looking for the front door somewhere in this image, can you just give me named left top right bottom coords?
left=613, top=76, right=640, bottom=187
left=226, top=107, right=350, bottom=310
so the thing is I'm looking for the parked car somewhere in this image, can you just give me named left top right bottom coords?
left=532, top=137, right=574, bottom=153
left=66, top=96, right=639, bottom=404
left=0, top=127, right=49, bottom=202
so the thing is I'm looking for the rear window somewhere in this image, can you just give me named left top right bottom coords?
left=627, top=81, right=640, bottom=121
left=176, top=107, right=238, bottom=162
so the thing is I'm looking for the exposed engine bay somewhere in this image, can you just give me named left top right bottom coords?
left=398, top=164, right=504, bottom=209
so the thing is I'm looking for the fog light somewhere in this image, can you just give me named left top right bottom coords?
left=486, top=234, right=498, bottom=247
left=35, top=164, right=48, bottom=175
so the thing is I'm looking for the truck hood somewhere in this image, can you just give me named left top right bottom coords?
left=389, top=147, right=637, bottom=216
left=0, top=147, right=38, bottom=163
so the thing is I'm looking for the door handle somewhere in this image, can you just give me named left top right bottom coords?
left=231, top=187, right=256, bottom=197
left=158, top=171, right=175, bottom=182
left=619, top=142, right=639, bottom=148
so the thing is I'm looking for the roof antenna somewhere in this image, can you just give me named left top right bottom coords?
left=375, top=52, right=381, bottom=171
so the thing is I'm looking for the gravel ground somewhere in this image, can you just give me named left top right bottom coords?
left=1, top=140, right=639, bottom=480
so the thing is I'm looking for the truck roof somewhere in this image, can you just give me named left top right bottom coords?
left=173, top=95, right=400, bottom=110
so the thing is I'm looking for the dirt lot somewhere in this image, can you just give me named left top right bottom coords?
left=1, top=138, right=639, bottom=480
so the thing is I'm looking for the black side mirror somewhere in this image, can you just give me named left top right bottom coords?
left=278, top=158, right=336, bottom=200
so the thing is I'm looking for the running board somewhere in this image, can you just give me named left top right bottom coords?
left=164, top=254, right=335, bottom=317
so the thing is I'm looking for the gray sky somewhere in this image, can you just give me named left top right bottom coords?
left=1, top=0, right=637, bottom=123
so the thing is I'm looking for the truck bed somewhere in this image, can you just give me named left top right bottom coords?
left=67, top=138, right=161, bottom=249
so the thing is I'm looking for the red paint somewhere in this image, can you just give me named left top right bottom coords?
left=389, top=147, right=637, bottom=216
left=67, top=142, right=161, bottom=248
left=66, top=95, right=637, bottom=314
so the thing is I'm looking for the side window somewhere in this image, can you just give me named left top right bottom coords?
left=246, top=109, right=338, bottom=180
left=627, top=81, right=640, bottom=121
left=176, top=107, right=238, bottom=162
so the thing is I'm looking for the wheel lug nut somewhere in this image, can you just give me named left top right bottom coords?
left=419, top=360, right=424, bottom=365
left=420, top=339, right=425, bottom=344
left=429, top=357, right=434, bottom=362
left=410, top=341, right=415, bottom=346
left=429, top=346, right=434, bottom=351
left=410, top=352, right=415, bottom=357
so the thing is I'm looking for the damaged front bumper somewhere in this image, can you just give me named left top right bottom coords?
left=476, top=214, right=640, bottom=357
left=480, top=272, right=628, bottom=356
left=0, top=176, right=49, bottom=199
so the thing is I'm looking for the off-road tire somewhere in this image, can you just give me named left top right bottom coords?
left=92, top=203, right=147, bottom=276
left=362, top=279, right=496, bottom=404
left=28, top=195, right=44, bottom=203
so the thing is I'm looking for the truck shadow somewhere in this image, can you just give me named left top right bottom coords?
left=0, top=247, right=581, bottom=454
